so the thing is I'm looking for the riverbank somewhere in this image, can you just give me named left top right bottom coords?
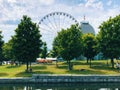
left=0, top=74, right=120, bottom=84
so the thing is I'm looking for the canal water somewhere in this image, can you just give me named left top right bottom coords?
left=0, top=83, right=120, bottom=90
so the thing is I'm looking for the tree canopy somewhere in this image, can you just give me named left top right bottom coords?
left=0, top=31, right=4, bottom=64
left=40, top=42, right=47, bottom=59
left=2, top=39, right=14, bottom=61
left=97, top=15, right=120, bottom=68
left=53, top=24, right=83, bottom=70
left=12, top=15, right=42, bottom=72
left=83, top=33, right=97, bottom=67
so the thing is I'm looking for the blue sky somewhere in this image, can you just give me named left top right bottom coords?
left=0, top=0, right=120, bottom=43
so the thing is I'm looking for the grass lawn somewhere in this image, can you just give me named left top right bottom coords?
left=0, top=60, right=119, bottom=77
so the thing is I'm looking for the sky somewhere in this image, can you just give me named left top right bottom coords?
left=0, top=0, right=120, bottom=43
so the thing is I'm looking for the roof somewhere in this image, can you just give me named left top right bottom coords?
left=80, top=21, right=95, bottom=34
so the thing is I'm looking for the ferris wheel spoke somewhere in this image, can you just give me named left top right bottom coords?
left=62, top=13, right=66, bottom=29
left=59, top=13, right=61, bottom=31
left=41, top=21, right=57, bottom=33
left=47, top=16, right=57, bottom=32
left=56, top=13, right=61, bottom=32
left=40, top=26, right=54, bottom=33
left=40, top=24, right=58, bottom=36
left=66, top=18, right=74, bottom=26
left=63, top=15, right=73, bottom=30
left=53, top=15, right=58, bottom=31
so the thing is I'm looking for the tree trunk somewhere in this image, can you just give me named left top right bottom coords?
left=68, top=60, right=71, bottom=70
left=30, top=62, right=31, bottom=68
left=0, top=62, right=2, bottom=65
left=87, top=58, right=89, bottom=63
left=56, top=60, right=58, bottom=68
left=29, top=62, right=32, bottom=72
left=18, top=61, right=20, bottom=66
left=90, top=59, right=91, bottom=68
left=26, top=61, right=29, bottom=72
left=111, top=58, right=114, bottom=68
left=67, top=60, right=68, bottom=64
left=106, top=59, right=109, bottom=66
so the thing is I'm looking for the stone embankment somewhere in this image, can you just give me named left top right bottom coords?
left=0, top=74, right=120, bottom=84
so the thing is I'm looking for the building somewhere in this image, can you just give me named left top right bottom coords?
left=80, top=20, right=95, bottom=34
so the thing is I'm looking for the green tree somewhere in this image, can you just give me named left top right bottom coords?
left=41, top=42, right=47, bottom=59
left=53, top=24, right=83, bottom=70
left=83, top=33, right=97, bottom=67
left=0, top=31, right=4, bottom=64
left=52, top=36, right=61, bottom=58
left=12, top=15, right=42, bottom=72
left=97, top=15, right=120, bottom=68
left=2, top=39, right=14, bottom=61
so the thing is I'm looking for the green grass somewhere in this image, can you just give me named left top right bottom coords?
left=0, top=60, right=119, bottom=77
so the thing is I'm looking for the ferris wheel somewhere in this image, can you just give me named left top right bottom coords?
left=39, top=12, right=79, bottom=49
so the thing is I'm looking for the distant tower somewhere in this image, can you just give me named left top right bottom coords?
left=80, top=15, right=95, bottom=34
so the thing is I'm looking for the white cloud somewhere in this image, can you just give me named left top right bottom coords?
left=85, top=0, right=103, bottom=10
left=107, top=8, right=120, bottom=18
left=0, top=24, right=16, bottom=42
left=107, top=0, right=112, bottom=6
left=0, top=0, right=3, bottom=4
left=7, top=0, right=17, bottom=3
left=39, top=0, right=55, bottom=5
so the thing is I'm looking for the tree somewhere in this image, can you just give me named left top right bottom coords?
left=52, top=36, right=61, bottom=58
left=40, top=42, right=47, bottom=59
left=83, top=33, right=97, bottom=67
left=97, top=15, right=120, bottom=68
left=0, top=31, right=4, bottom=64
left=53, top=24, right=83, bottom=70
left=2, top=39, right=14, bottom=62
left=12, top=15, right=42, bottom=72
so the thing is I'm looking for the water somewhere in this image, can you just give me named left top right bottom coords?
left=0, top=83, right=120, bottom=90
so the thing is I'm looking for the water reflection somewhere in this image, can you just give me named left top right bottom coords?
left=0, top=83, right=120, bottom=90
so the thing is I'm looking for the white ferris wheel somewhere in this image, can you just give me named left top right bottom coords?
left=39, top=12, right=79, bottom=49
